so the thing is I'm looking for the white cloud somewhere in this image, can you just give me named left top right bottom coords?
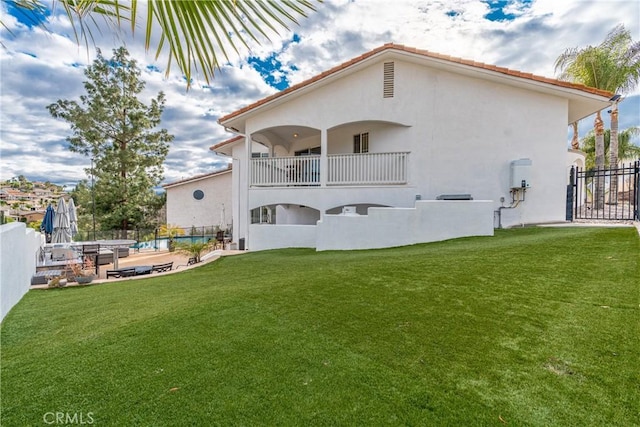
left=1, top=0, right=639, bottom=187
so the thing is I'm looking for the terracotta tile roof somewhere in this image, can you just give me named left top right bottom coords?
left=218, top=43, right=614, bottom=124
left=209, top=135, right=243, bottom=152
left=163, top=165, right=232, bottom=188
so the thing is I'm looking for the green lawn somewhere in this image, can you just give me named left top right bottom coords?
left=2, top=227, right=638, bottom=426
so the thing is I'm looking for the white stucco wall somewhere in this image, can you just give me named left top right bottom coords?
left=1, top=223, right=42, bottom=322
left=566, top=150, right=587, bottom=210
left=567, top=149, right=586, bottom=171
left=222, top=50, right=609, bottom=250
left=249, top=186, right=417, bottom=212
left=248, top=58, right=575, bottom=227
left=165, top=170, right=233, bottom=229
left=249, top=224, right=316, bottom=251
left=402, top=63, right=570, bottom=228
left=326, top=122, right=412, bottom=155
left=316, top=200, right=494, bottom=251
left=231, top=147, right=250, bottom=247
left=275, top=205, right=320, bottom=225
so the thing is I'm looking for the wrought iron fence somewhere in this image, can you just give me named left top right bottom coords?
left=568, top=160, right=639, bottom=221
left=73, top=225, right=231, bottom=248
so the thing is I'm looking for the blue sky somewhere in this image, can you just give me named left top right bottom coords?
left=481, top=0, right=533, bottom=21
left=1, top=0, right=638, bottom=188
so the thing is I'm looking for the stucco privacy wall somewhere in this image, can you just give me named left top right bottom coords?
left=249, top=224, right=316, bottom=251
left=316, top=200, right=494, bottom=251
left=1, top=223, right=42, bottom=322
left=165, top=170, right=232, bottom=228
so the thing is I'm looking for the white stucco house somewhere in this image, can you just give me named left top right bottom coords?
left=163, top=167, right=233, bottom=230
left=211, top=43, right=614, bottom=251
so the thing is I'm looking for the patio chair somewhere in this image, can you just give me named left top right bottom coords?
left=106, top=267, right=136, bottom=279
left=151, top=262, right=173, bottom=273
left=175, top=258, right=197, bottom=270
left=215, top=230, right=225, bottom=249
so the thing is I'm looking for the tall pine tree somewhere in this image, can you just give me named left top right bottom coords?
left=48, top=47, right=173, bottom=233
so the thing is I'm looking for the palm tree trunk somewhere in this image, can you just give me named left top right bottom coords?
left=571, top=122, right=580, bottom=149
left=594, top=111, right=605, bottom=209
left=608, top=104, right=619, bottom=205
left=609, top=105, right=619, bottom=166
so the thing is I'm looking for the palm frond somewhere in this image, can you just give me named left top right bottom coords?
left=554, top=24, right=640, bottom=94
left=580, top=126, right=640, bottom=168
left=52, top=0, right=132, bottom=59
left=2, top=0, right=318, bottom=88
left=2, top=0, right=47, bottom=28
left=1, top=0, right=49, bottom=46
left=134, top=0, right=318, bottom=86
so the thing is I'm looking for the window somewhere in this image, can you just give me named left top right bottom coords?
left=251, top=152, right=269, bottom=158
left=353, top=132, right=369, bottom=153
left=251, top=206, right=276, bottom=224
left=383, top=61, right=394, bottom=98
left=192, top=190, right=204, bottom=200
left=294, top=146, right=321, bottom=156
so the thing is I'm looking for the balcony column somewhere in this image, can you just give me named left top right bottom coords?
left=243, top=133, right=252, bottom=250
left=320, top=128, right=327, bottom=187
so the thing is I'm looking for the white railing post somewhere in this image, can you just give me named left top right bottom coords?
left=320, top=129, right=327, bottom=187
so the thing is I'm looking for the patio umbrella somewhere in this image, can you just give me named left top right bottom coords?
left=40, top=204, right=55, bottom=243
left=67, top=197, right=78, bottom=237
left=219, top=204, right=227, bottom=231
left=40, top=204, right=55, bottom=234
left=52, top=197, right=72, bottom=243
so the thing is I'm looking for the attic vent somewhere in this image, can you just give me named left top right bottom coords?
left=383, top=61, right=394, bottom=98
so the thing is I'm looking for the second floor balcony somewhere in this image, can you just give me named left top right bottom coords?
left=250, top=152, right=409, bottom=187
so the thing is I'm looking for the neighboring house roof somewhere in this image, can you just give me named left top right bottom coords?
left=163, top=165, right=232, bottom=189
left=1, top=189, right=29, bottom=200
left=218, top=43, right=614, bottom=127
left=209, top=135, right=243, bottom=153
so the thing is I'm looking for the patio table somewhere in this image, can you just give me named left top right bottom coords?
left=95, top=240, right=136, bottom=269
left=44, top=239, right=136, bottom=269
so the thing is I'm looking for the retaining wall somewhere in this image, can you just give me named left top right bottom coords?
left=1, top=223, right=42, bottom=322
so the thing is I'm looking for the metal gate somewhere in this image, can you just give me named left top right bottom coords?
left=567, top=160, right=639, bottom=221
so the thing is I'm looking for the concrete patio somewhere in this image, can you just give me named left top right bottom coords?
left=30, top=248, right=245, bottom=289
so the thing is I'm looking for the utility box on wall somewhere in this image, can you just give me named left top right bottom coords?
left=510, top=158, right=532, bottom=189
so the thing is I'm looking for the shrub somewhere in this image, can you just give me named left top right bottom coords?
left=174, top=240, right=214, bottom=263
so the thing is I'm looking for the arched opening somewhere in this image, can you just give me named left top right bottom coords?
left=251, top=204, right=320, bottom=225
left=252, top=125, right=320, bottom=154
left=276, top=204, right=320, bottom=225
left=325, top=203, right=389, bottom=215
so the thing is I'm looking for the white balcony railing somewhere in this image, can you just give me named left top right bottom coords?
left=327, top=152, right=408, bottom=185
left=251, top=156, right=320, bottom=187
left=250, top=152, right=409, bottom=187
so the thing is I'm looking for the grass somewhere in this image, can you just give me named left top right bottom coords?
left=1, top=227, right=638, bottom=426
